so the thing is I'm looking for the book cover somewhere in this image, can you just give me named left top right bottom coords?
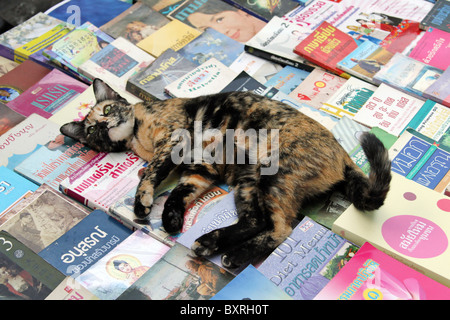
left=294, top=21, right=358, bottom=78
left=0, top=59, right=52, bottom=104
left=0, top=113, right=63, bottom=171
left=177, top=192, right=239, bottom=270
left=353, top=83, right=425, bottom=136
left=257, top=216, right=359, bottom=300
left=50, top=82, right=141, bottom=126
left=337, top=41, right=394, bottom=83
left=244, top=16, right=314, bottom=71
left=164, top=58, right=237, bottom=98
left=14, top=23, right=75, bottom=65
left=38, top=209, right=133, bottom=278
left=221, top=0, right=298, bottom=22
left=142, top=0, right=266, bottom=44
left=265, top=87, right=339, bottom=130
left=0, top=184, right=90, bottom=254
left=406, top=99, right=450, bottom=146
left=314, top=242, right=450, bottom=300
left=13, top=135, right=98, bottom=191
left=373, top=53, right=443, bottom=98
left=0, top=166, right=38, bottom=217
left=59, top=151, right=147, bottom=212
left=6, top=69, right=88, bottom=118
left=0, top=230, right=66, bottom=300
left=423, top=66, right=450, bottom=107
left=0, top=12, right=61, bottom=61
left=100, top=1, right=170, bottom=44
left=45, top=277, right=99, bottom=300
left=263, top=65, right=310, bottom=95
left=177, top=28, right=244, bottom=67
left=288, top=68, right=347, bottom=110
left=43, top=22, right=115, bottom=76
left=45, top=0, right=132, bottom=28
left=420, top=0, right=450, bottom=32
left=0, top=102, right=25, bottom=136
left=408, top=27, right=450, bottom=70
left=228, top=51, right=284, bottom=84
left=379, top=20, right=422, bottom=54
left=117, top=243, right=235, bottom=300
left=321, top=77, right=377, bottom=119
left=220, top=71, right=267, bottom=95
left=126, top=48, right=198, bottom=102
left=78, top=37, right=155, bottom=91
left=75, top=230, right=170, bottom=299
left=137, top=19, right=201, bottom=58
left=0, top=56, right=18, bottom=76
left=211, top=265, right=293, bottom=300
left=332, top=172, right=450, bottom=287
left=389, top=128, right=450, bottom=193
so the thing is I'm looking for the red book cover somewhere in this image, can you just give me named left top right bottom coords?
left=293, top=21, right=358, bottom=78
left=6, top=69, right=88, bottom=118
left=0, top=59, right=51, bottom=104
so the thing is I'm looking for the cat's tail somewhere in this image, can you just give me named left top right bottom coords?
left=344, top=132, right=391, bottom=211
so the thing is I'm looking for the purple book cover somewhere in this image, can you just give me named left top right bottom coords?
left=257, top=216, right=359, bottom=300
left=7, top=68, right=88, bottom=118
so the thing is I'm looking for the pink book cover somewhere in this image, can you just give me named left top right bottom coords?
left=408, top=27, right=450, bottom=71
left=315, top=242, right=450, bottom=300
left=7, top=68, right=88, bottom=118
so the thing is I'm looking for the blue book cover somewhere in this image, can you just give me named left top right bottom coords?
left=389, top=128, right=450, bottom=193
left=177, top=191, right=239, bottom=271
left=211, top=265, right=292, bottom=300
left=257, top=216, right=359, bottom=300
left=14, top=135, right=98, bottom=191
left=263, top=65, right=310, bottom=95
left=177, top=28, right=244, bottom=67
left=46, top=0, right=132, bottom=27
left=39, top=209, right=133, bottom=277
left=0, top=166, right=38, bottom=215
left=0, top=114, right=62, bottom=171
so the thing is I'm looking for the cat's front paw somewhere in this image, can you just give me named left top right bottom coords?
left=191, top=230, right=221, bottom=257
left=161, top=198, right=185, bottom=234
left=134, top=190, right=153, bottom=218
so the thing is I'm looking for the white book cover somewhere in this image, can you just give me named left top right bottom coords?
left=164, top=58, right=237, bottom=98
left=353, top=83, right=425, bottom=136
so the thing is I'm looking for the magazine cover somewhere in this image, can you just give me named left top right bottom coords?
left=75, top=230, right=170, bottom=299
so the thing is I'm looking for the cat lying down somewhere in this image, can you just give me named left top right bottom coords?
left=61, top=79, right=391, bottom=268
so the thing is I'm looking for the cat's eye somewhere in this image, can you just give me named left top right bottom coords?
left=87, top=126, right=96, bottom=135
left=103, top=105, right=112, bottom=115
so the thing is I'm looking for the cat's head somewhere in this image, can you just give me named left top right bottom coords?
left=60, top=79, right=135, bottom=152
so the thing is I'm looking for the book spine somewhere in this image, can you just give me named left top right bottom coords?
left=244, top=45, right=315, bottom=72
left=125, top=80, right=157, bottom=103
left=59, top=184, right=103, bottom=212
left=106, top=209, right=138, bottom=232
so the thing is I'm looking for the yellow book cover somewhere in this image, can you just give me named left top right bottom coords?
left=137, top=20, right=201, bottom=57
left=14, top=23, right=74, bottom=63
left=332, top=172, right=450, bottom=287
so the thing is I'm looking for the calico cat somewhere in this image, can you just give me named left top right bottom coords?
left=61, top=79, right=391, bottom=268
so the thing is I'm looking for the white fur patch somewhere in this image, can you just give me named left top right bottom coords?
left=108, top=119, right=134, bottom=141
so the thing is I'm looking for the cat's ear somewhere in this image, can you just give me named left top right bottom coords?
left=60, top=121, right=87, bottom=144
left=93, top=78, right=128, bottom=103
